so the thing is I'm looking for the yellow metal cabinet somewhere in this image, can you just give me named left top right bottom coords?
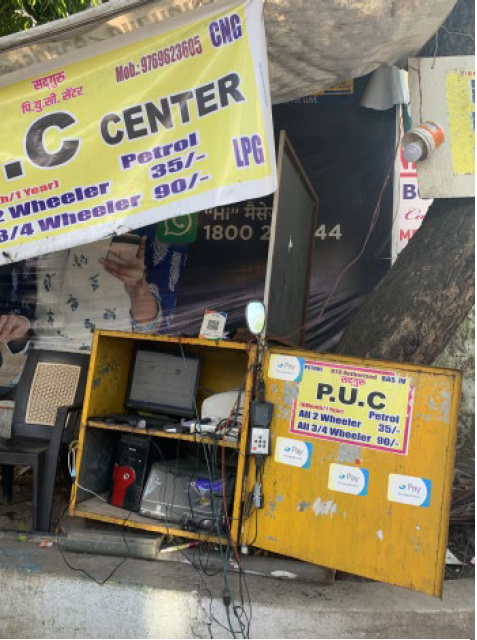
left=70, top=330, right=255, bottom=544
left=242, top=347, right=461, bottom=596
left=71, top=331, right=461, bottom=595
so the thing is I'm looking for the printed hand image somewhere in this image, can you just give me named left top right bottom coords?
left=0, top=316, right=31, bottom=390
left=99, top=235, right=159, bottom=328
left=0, top=225, right=188, bottom=392
left=32, top=225, right=187, bottom=351
left=0, top=314, right=30, bottom=344
left=0, top=261, right=35, bottom=391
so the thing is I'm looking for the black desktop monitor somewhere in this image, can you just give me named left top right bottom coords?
left=126, top=347, right=200, bottom=418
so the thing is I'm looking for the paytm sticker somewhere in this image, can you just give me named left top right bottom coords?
left=269, top=355, right=304, bottom=382
left=275, top=437, right=312, bottom=468
left=328, top=463, right=369, bottom=496
left=388, top=474, right=432, bottom=507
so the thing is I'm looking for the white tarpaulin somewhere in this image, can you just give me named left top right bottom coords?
left=0, top=0, right=457, bottom=103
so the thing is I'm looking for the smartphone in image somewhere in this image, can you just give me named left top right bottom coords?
left=106, top=233, right=141, bottom=266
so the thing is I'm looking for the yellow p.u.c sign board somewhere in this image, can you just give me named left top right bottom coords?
left=0, top=0, right=275, bottom=264
left=243, top=347, right=461, bottom=596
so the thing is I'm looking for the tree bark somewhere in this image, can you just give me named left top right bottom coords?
left=335, top=198, right=474, bottom=364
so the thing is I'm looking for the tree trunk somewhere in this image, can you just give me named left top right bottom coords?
left=335, top=198, right=474, bottom=364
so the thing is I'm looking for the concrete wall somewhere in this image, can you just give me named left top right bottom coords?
left=0, top=539, right=474, bottom=639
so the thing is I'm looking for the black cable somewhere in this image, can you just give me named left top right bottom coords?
left=177, top=339, right=249, bottom=639
left=75, top=340, right=253, bottom=637
left=222, top=363, right=259, bottom=638
left=195, top=440, right=227, bottom=578
left=145, top=418, right=236, bottom=637
left=148, top=429, right=238, bottom=639
left=57, top=506, right=132, bottom=586
left=222, top=367, right=255, bottom=639
left=57, top=421, right=146, bottom=586
left=55, top=349, right=250, bottom=633
left=216, top=374, right=254, bottom=639
left=179, top=543, right=245, bottom=639
left=243, top=464, right=263, bottom=548
left=155, top=459, right=238, bottom=638
left=225, top=601, right=237, bottom=639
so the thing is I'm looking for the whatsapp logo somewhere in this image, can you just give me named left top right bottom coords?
left=157, top=213, right=198, bottom=243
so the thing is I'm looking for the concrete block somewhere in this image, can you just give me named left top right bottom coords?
left=0, top=538, right=473, bottom=639
left=62, top=528, right=162, bottom=560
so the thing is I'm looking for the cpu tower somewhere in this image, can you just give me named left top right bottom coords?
left=110, top=434, right=150, bottom=512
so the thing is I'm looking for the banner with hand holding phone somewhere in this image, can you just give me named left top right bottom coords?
left=0, top=0, right=275, bottom=265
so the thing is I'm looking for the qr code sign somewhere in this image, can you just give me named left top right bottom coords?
left=200, top=311, right=226, bottom=339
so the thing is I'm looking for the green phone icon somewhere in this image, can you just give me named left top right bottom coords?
left=156, top=213, right=198, bottom=244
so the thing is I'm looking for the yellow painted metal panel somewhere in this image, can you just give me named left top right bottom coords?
left=96, top=330, right=250, bottom=351
left=242, top=348, right=461, bottom=596
left=86, top=334, right=134, bottom=418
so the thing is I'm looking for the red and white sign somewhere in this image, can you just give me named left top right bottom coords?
left=393, top=148, right=433, bottom=261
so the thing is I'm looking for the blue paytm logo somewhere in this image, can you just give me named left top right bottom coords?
left=388, top=474, right=432, bottom=507
left=269, top=355, right=304, bottom=382
left=328, top=464, right=369, bottom=496
left=275, top=437, right=312, bottom=468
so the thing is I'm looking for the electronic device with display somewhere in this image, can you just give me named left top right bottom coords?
left=126, top=347, right=200, bottom=419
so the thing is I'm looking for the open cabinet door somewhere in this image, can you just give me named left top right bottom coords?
left=263, top=131, right=318, bottom=347
left=241, top=346, right=461, bottom=596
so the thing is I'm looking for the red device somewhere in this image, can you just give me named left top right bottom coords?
left=109, top=434, right=151, bottom=511
left=111, top=464, right=136, bottom=508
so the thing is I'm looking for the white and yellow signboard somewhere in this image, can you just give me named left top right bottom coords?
left=288, top=358, right=415, bottom=455
left=0, top=0, right=276, bottom=264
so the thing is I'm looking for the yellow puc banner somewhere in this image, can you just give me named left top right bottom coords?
left=287, top=358, right=415, bottom=455
left=0, top=0, right=276, bottom=264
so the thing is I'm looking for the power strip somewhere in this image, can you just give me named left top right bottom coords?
left=192, top=422, right=218, bottom=434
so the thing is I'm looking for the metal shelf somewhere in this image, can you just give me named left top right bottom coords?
left=87, top=420, right=240, bottom=448
left=72, top=496, right=225, bottom=542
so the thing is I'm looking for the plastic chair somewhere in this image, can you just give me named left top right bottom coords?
left=0, top=350, right=89, bottom=531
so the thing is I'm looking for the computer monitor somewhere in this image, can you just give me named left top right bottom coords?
left=126, top=347, right=200, bottom=418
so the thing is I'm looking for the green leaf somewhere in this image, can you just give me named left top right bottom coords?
left=0, top=0, right=103, bottom=35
